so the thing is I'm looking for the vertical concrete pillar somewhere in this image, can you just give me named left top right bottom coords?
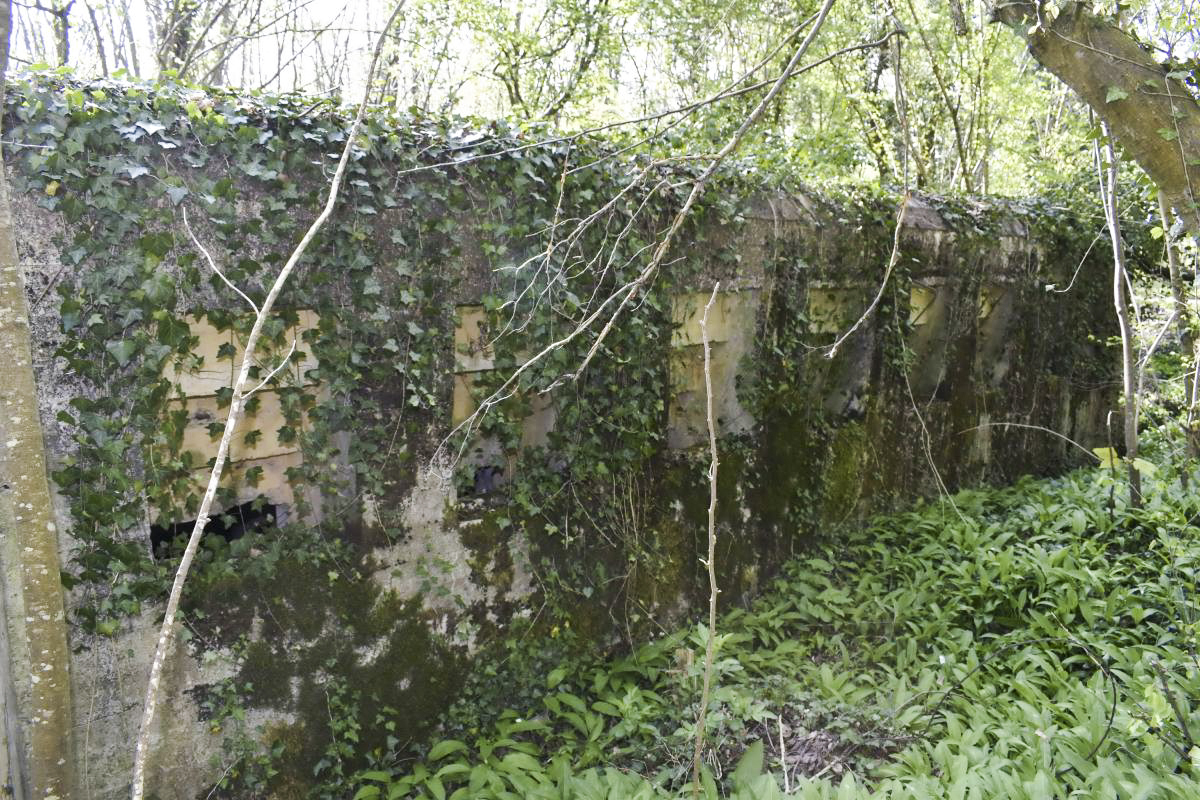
left=0, top=154, right=73, bottom=797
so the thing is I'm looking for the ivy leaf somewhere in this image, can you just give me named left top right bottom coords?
left=166, top=186, right=189, bottom=205
left=244, top=466, right=263, bottom=487
left=135, top=120, right=166, bottom=136
left=121, top=163, right=150, bottom=180
left=1105, top=86, right=1129, bottom=103
left=1158, top=127, right=1179, bottom=142
left=106, top=339, right=137, bottom=367
left=61, top=298, right=81, bottom=331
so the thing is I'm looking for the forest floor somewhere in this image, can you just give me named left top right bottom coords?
left=350, top=449, right=1200, bottom=799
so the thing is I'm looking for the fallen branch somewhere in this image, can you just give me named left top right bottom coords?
left=435, top=0, right=841, bottom=471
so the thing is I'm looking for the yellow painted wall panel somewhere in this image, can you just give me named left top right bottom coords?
left=909, top=286, right=937, bottom=326
left=671, top=292, right=735, bottom=346
left=452, top=373, right=478, bottom=427
left=163, top=312, right=319, bottom=398
left=455, top=305, right=494, bottom=372
left=808, top=288, right=862, bottom=334
left=168, top=390, right=300, bottom=464
left=979, top=286, right=1005, bottom=319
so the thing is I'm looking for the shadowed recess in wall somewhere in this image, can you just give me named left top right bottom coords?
left=149, top=498, right=277, bottom=559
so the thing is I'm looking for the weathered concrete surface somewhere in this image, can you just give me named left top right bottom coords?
left=0, top=158, right=72, bottom=799
left=1, top=129, right=1120, bottom=799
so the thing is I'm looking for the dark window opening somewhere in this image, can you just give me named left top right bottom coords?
left=151, top=499, right=277, bottom=559
left=472, top=465, right=505, bottom=496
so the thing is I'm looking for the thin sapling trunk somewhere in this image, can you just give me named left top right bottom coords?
left=1096, top=125, right=1141, bottom=508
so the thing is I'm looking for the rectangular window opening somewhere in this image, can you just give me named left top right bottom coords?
left=150, top=499, right=277, bottom=559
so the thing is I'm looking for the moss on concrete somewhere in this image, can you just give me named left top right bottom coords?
left=820, top=422, right=871, bottom=525
left=458, top=511, right=515, bottom=594
left=183, top=544, right=469, bottom=795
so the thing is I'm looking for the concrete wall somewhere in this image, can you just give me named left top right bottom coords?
left=0, top=109, right=1119, bottom=796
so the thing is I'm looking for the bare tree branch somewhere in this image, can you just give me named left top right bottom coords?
left=690, top=282, right=721, bottom=799
left=434, top=0, right=841, bottom=475
left=129, top=4, right=407, bottom=797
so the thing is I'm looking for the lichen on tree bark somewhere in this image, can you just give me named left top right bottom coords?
left=992, top=1, right=1200, bottom=230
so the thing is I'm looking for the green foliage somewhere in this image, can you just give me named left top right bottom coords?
left=4, top=72, right=1152, bottom=797
left=2, top=71, right=730, bottom=633
left=394, top=0, right=1107, bottom=197
left=199, top=675, right=284, bottom=794
left=5, top=70, right=1129, bottom=641
left=350, top=460, right=1200, bottom=798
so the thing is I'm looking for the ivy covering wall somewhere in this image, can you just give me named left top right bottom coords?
left=3, top=73, right=1127, bottom=796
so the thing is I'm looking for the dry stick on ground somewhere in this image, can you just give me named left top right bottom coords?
left=129, top=3, right=407, bottom=797
left=433, top=0, right=839, bottom=468
left=1095, top=122, right=1142, bottom=508
left=691, top=283, right=721, bottom=799
left=778, top=713, right=790, bottom=793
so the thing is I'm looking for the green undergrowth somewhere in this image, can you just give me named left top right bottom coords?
left=348, top=460, right=1200, bottom=799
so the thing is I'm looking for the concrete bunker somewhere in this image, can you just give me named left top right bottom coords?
left=0, top=80, right=1123, bottom=799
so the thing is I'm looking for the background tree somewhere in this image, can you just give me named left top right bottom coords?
left=3, top=0, right=1101, bottom=197
left=992, top=1, right=1200, bottom=231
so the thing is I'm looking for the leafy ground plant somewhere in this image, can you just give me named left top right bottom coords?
left=349, top=455, right=1200, bottom=799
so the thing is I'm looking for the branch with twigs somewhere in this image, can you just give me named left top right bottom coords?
left=434, top=0, right=841, bottom=474
left=690, top=283, right=721, bottom=799
left=1094, top=119, right=1142, bottom=508
left=468, top=28, right=904, bottom=356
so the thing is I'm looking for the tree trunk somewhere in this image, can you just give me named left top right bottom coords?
left=50, top=1, right=71, bottom=66
left=1099, top=130, right=1142, bottom=507
left=992, top=2, right=1200, bottom=232
left=1159, top=194, right=1199, bottom=471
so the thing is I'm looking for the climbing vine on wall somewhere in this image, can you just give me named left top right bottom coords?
left=3, top=73, right=1149, bottom=793
left=2, top=71, right=740, bottom=635
left=4, top=71, right=1144, bottom=641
